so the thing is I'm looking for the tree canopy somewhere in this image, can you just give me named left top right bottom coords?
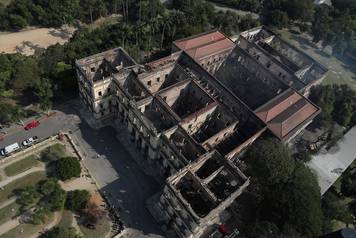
left=56, top=157, right=81, bottom=181
left=65, top=190, right=90, bottom=212
left=39, top=227, right=82, bottom=238
left=309, top=85, right=356, bottom=127
left=245, top=138, right=295, bottom=186
left=244, top=138, right=323, bottom=238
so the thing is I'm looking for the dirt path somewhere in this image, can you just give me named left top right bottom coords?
left=0, top=217, right=20, bottom=236
left=28, top=212, right=62, bottom=238
left=0, top=26, right=76, bottom=55
left=0, top=197, right=16, bottom=209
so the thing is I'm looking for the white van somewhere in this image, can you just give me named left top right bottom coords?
left=0, top=142, right=20, bottom=156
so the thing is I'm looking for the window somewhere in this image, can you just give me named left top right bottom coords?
left=91, top=67, right=95, bottom=72
left=147, top=80, right=151, bottom=86
left=157, top=77, right=160, bottom=82
left=98, top=91, right=102, bottom=96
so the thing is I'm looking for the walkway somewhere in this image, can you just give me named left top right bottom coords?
left=28, top=212, right=61, bottom=238
left=0, top=217, right=20, bottom=236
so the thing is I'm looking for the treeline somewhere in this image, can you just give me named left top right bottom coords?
left=239, top=138, right=324, bottom=237
left=311, top=1, right=356, bottom=56
left=0, top=0, right=125, bottom=30
left=310, top=85, right=356, bottom=128
left=260, top=0, right=356, bottom=57
left=208, top=0, right=261, bottom=13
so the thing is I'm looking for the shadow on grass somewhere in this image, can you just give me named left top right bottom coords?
left=290, top=34, right=316, bottom=49
left=314, top=49, right=331, bottom=59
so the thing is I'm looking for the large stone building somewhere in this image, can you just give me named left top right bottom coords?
left=75, top=27, right=328, bottom=238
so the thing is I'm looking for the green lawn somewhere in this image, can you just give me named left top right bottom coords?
left=0, top=0, right=12, bottom=7
left=4, top=156, right=39, bottom=177
left=0, top=212, right=54, bottom=238
left=0, top=202, right=20, bottom=225
left=0, top=171, right=46, bottom=204
left=57, top=210, right=74, bottom=229
left=79, top=217, right=111, bottom=238
left=276, top=29, right=356, bottom=91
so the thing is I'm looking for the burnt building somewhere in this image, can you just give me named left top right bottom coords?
left=75, top=26, right=327, bottom=237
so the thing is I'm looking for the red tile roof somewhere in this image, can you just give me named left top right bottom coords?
left=255, top=89, right=319, bottom=140
left=173, top=31, right=235, bottom=60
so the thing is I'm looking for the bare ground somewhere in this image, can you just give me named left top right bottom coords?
left=0, top=26, right=76, bottom=56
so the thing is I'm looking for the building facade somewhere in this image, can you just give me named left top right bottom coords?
left=75, top=27, right=328, bottom=237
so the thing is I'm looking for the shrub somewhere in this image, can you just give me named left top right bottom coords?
left=41, top=144, right=66, bottom=162
left=294, top=151, right=312, bottom=163
left=66, top=190, right=90, bottom=212
left=56, top=157, right=81, bottom=181
left=39, top=226, right=82, bottom=238
left=32, top=206, right=51, bottom=225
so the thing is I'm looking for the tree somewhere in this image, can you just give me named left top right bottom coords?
left=84, top=202, right=104, bottom=224
left=277, top=162, right=322, bottom=237
left=32, top=206, right=51, bottom=225
left=293, top=151, right=312, bottom=163
left=39, top=226, right=82, bottom=238
left=41, top=143, right=66, bottom=162
left=17, top=186, right=40, bottom=207
left=56, top=157, right=81, bottom=180
left=264, top=10, right=289, bottom=29
left=334, top=100, right=353, bottom=127
left=284, top=0, right=314, bottom=22
left=245, top=138, right=295, bottom=186
left=47, top=187, right=66, bottom=211
left=66, top=190, right=90, bottom=212
left=322, top=191, right=354, bottom=226
left=34, top=77, right=53, bottom=112
left=340, top=168, right=356, bottom=198
left=39, top=178, right=61, bottom=196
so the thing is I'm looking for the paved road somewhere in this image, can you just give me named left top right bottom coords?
left=0, top=111, right=76, bottom=151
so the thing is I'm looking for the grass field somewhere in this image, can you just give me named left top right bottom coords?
left=57, top=210, right=73, bottom=229
left=4, top=156, right=39, bottom=177
left=0, top=171, right=46, bottom=204
left=0, top=212, right=54, bottom=238
left=0, top=0, right=12, bottom=6
left=79, top=217, right=111, bottom=238
left=276, top=29, right=356, bottom=91
left=0, top=202, right=20, bottom=225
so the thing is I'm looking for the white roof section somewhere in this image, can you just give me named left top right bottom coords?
left=308, top=126, right=356, bottom=195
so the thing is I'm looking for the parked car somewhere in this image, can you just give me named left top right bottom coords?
left=0, top=142, right=20, bottom=156
left=24, top=120, right=40, bottom=130
left=22, top=136, right=38, bottom=146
